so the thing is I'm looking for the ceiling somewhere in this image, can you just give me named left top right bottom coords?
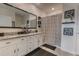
left=32, top=3, right=60, bottom=8
left=32, top=3, right=63, bottom=14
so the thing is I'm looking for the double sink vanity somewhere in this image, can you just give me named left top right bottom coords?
left=0, top=31, right=43, bottom=56
left=0, top=3, right=43, bottom=56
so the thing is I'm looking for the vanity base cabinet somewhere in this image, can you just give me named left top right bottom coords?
left=0, top=37, right=28, bottom=56
left=0, top=33, right=43, bottom=56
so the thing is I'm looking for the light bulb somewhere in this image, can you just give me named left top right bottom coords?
left=52, top=8, right=54, bottom=10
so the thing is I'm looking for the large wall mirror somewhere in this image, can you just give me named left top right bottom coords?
left=0, top=3, right=37, bottom=29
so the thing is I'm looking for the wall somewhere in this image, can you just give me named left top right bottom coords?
left=75, top=5, right=79, bottom=55
left=61, top=4, right=78, bottom=54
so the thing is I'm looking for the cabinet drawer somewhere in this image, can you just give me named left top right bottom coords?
left=28, top=39, right=33, bottom=44
left=0, top=39, right=18, bottom=48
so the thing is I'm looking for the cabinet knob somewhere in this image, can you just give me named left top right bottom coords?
left=17, top=48, right=19, bottom=51
left=14, top=50, right=16, bottom=53
left=21, top=39, right=24, bottom=40
left=29, top=48, right=31, bottom=49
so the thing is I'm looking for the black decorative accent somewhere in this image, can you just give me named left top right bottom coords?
left=63, top=28, right=73, bottom=36
left=17, top=31, right=27, bottom=34
left=0, top=26, right=37, bottom=29
left=0, top=33, right=4, bottom=36
left=25, top=48, right=41, bottom=56
left=38, top=16, right=41, bottom=20
left=42, top=44, right=56, bottom=51
left=62, top=22, right=75, bottom=24
left=38, top=21, right=41, bottom=28
left=38, top=16, right=42, bottom=28
left=64, top=9, right=75, bottom=20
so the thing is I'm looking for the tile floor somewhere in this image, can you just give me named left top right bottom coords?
left=26, top=48, right=56, bottom=56
left=26, top=44, right=57, bottom=56
left=25, top=44, right=73, bottom=56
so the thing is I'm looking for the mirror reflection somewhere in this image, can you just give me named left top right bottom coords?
left=0, top=3, right=37, bottom=29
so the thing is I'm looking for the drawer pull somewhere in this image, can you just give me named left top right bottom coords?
left=14, top=50, right=16, bottom=53
left=22, top=39, right=24, bottom=40
left=29, top=48, right=31, bottom=49
left=6, top=42, right=11, bottom=44
left=17, top=48, right=19, bottom=51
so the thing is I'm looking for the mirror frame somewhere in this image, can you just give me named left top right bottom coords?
left=0, top=3, right=37, bottom=29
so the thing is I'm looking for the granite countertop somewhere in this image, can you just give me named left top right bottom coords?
left=0, top=32, right=42, bottom=40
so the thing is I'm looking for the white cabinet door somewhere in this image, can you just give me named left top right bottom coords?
left=17, top=37, right=28, bottom=56
left=0, top=38, right=19, bottom=56
left=38, top=34, right=43, bottom=47
left=32, top=35, right=39, bottom=49
left=0, top=44, right=17, bottom=56
left=0, top=34, right=43, bottom=56
left=27, top=36, right=34, bottom=53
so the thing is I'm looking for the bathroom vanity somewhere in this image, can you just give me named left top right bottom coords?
left=0, top=3, right=43, bottom=56
left=0, top=32, right=43, bottom=56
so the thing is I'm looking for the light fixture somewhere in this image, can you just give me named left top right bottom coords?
left=52, top=8, right=54, bottom=11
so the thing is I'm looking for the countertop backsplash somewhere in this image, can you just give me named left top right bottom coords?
left=0, top=28, right=38, bottom=37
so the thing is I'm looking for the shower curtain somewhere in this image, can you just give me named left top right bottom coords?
left=41, top=14, right=62, bottom=47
